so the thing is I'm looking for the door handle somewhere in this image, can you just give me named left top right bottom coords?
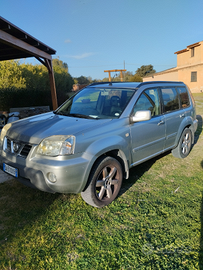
left=158, top=120, right=165, bottom=126
left=180, top=114, right=185, bottom=118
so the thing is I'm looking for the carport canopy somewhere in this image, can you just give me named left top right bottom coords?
left=0, top=16, right=58, bottom=109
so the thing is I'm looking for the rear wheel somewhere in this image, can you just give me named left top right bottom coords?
left=172, top=128, right=192, bottom=158
left=81, top=156, right=123, bottom=207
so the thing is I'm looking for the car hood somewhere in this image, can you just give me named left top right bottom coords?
left=6, top=112, right=111, bottom=144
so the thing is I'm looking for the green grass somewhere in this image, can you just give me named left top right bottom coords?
left=193, top=93, right=203, bottom=116
left=0, top=94, right=203, bottom=269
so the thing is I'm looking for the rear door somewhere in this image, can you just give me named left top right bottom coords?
left=160, top=87, right=185, bottom=150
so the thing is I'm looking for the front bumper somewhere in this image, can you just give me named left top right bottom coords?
left=0, top=149, right=90, bottom=194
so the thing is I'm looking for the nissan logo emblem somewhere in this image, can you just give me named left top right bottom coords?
left=13, top=142, right=20, bottom=152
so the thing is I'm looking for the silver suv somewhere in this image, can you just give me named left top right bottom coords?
left=0, top=81, right=198, bottom=207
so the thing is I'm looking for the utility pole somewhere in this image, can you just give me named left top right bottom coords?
left=124, top=61, right=125, bottom=81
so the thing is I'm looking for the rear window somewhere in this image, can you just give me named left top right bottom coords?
left=177, top=87, right=190, bottom=108
left=160, top=88, right=179, bottom=113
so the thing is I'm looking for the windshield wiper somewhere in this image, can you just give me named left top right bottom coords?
left=54, top=111, right=69, bottom=116
left=54, top=111, right=99, bottom=119
left=67, top=113, right=98, bottom=119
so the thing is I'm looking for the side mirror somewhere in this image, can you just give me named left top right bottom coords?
left=130, top=110, right=151, bottom=123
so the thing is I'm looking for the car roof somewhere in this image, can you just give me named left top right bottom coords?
left=88, top=81, right=185, bottom=89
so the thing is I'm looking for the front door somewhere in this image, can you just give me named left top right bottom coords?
left=130, top=88, right=165, bottom=165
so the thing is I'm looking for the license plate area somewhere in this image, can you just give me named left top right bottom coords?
left=3, top=163, right=18, bottom=178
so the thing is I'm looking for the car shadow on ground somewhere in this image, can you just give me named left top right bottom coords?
left=194, top=115, right=202, bottom=270
left=119, top=150, right=171, bottom=197
left=194, top=115, right=203, bottom=144
left=200, top=171, right=203, bottom=269
left=197, top=116, right=203, bottom=269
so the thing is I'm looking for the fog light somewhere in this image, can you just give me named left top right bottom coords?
left=47, top=172, right=57, bottom=183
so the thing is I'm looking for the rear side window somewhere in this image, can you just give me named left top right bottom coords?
left=177, top=87, right=190, bottom=108
left=160, top=88, right=179, bottom=113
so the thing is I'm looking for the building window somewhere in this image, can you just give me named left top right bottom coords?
left=191, top=71, right=197, bottom=82
left=191, top=47, right=194, bottom=57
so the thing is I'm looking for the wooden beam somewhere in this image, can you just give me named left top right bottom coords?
left=0, top=52, right=31, bottom=61
left=104, top=69, right=126, bottom=82
left=36, top=57, right=58, bottom=110
left=45, top=59, right=58, bottom=110
left=108, top=71, right=111, bottom=82
left=35, top=56, right=46, bottom=67
left=104, top=69, right=126, bottom=73
left=0, top=29, right=52, bottom=60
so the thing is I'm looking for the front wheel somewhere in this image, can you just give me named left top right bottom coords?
left=81, top=156, right=123, bottom=207
left=172, top=128, right=192, bottom=158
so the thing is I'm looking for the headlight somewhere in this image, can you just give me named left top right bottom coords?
left=36, top=135, right=75, bottom=156
left=0, top=123, right=12, bottom=143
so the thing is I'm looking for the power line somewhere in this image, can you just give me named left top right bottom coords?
left=69, top=63, right=175, bottom=69
left=69, top=64, right=122, bottom=68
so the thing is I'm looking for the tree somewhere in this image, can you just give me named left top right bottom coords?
left=0, top=58, right=74, bottom=110
left=53, top=66, right=74, bottom=93
left=123, top=71, right=133, bottom=81
left=136, top=65, right=156, bottom=77
left=21, top=63, right=49, bottom=91
left=76, top=76, right=91, bottom=85
left=129, top=74, right=143, bottom=82
left=52, top=58, right=68, bottom=71
left=51, top=59, right=74, bottom=104
left=101, top=77, right=110, bottom=82
left=0, top=60, right=26, bottom=89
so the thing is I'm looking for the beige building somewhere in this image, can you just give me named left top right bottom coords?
left=143, top=41, right=203, bottom=93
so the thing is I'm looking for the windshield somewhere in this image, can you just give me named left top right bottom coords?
left=55, top=87, right=135, bottom=119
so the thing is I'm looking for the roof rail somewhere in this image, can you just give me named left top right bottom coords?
left=89, top=81, right=119, bottom=87
left=138, top=81, right=183, bottom=86
left=89, top=81, right=140, bottom=86
left=88, top=81, right=184, bottom=88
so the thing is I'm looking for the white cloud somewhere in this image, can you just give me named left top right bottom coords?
left=65, top=39, right=71, bottom=43
left=66, top=52, right=95, bottom=59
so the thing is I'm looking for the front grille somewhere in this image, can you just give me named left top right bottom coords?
left=20, top=144, right=32, bottom=158
left=7, top=139, right=11, bottom=152
left=4, top=137, right=32, bottom=158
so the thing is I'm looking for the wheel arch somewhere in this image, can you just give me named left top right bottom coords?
left=102, top=149, right=129, bottom=179
left=174, top=117, right=195, bottom=148
left=172, top=126, right=193, bottom=158
left=82, top=149, right=129, bottom=192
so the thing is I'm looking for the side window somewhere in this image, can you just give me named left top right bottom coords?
left=191, top=47, right=194, bottom=57
left=177, top=87, right=190, bottom=108
left=133, top=88, right=161, bottom=117
left=191, top=71, right=197, bottom=82
left=161, top=88, right=179, bottom=113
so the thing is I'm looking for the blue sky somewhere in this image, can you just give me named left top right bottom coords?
left=1, top=0, right=203, bottom=80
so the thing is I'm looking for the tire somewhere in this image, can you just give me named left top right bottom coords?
left=81, top=156, right=123, bottom=208
left=172, top=128, right=192, bottom=159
